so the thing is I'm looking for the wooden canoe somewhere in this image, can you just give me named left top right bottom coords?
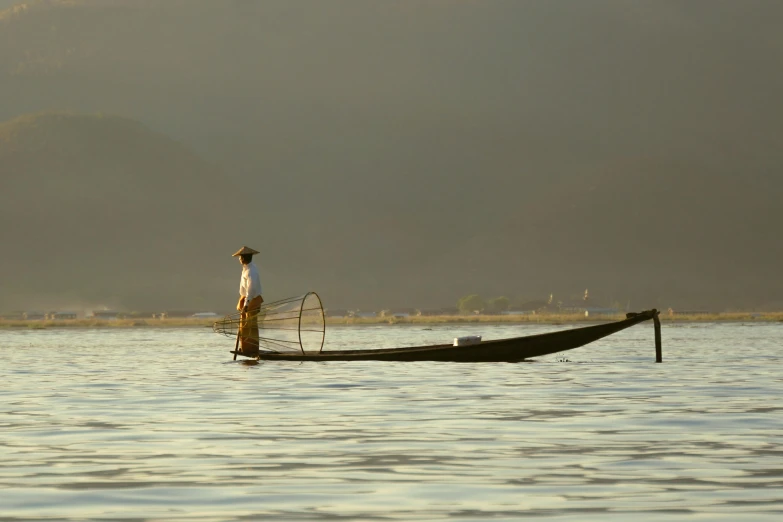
left=232, top=309, right=662, bottom=363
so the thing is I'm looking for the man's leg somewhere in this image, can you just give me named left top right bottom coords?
left=241, top=297, right=262, bottom=357
left=244, top=310, right=260, bottom=356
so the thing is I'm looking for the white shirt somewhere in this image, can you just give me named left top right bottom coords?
left=239, top=262, right=263, bottom=302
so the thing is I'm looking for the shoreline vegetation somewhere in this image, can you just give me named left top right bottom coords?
left=1, top=312, right=782, bottom=330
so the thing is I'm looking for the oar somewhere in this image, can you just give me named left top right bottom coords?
left=233, top=312, right=241, bottom=360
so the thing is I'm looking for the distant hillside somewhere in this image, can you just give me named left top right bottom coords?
left=0, top=112, right=246, bottom=311
left=1, top=1, right=782, bottom=310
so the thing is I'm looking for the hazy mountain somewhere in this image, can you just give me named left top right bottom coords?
left=1, top=1, right=782, bottom=311
left=0, top=113, right=242, bottom=311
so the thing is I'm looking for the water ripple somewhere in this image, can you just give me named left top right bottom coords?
left=1, top=323, right=782, bottom=520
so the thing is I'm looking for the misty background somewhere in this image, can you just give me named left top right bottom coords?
left=1, top=0, right=781, bottom=314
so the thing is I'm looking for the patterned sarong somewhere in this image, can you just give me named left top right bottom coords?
left=240, top=296, right=263, bottom=356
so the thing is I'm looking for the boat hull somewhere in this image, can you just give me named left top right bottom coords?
left=235, top=311, right=658, bottom=362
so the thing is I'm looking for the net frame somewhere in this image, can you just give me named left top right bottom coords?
left=212, top=292, right=326, bottom=354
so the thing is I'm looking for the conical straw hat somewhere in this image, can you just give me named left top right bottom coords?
left=232, top=246, right=260, bottom=257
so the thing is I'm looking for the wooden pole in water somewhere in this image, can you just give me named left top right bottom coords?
left=653, top=309, right=662, bottom=363
left=233, top=319, right=241, bottom=361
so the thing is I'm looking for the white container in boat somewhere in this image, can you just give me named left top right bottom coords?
left=453, top=335, right=482, bottom=347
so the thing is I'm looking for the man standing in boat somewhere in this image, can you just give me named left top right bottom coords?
left=233, top=246, right=263, bottom=357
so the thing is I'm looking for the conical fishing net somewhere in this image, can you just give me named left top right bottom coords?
left=212, top=292, right=325, bottom=354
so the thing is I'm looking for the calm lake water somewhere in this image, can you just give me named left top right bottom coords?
left=1, top=322, right=782, bottom=521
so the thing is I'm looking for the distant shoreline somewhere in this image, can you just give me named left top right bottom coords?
left=326, top=312, right=783, bottom=325
left=1, top=312, right=781, bottom=330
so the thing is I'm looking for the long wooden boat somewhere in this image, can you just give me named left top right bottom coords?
left=230, top=309, right=663, bottom=363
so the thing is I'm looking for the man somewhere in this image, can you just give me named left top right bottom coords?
left=232, top=246, right=264, bottom=356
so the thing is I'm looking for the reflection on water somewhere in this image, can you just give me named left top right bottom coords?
left=1, top=323, right=782, bottom=520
